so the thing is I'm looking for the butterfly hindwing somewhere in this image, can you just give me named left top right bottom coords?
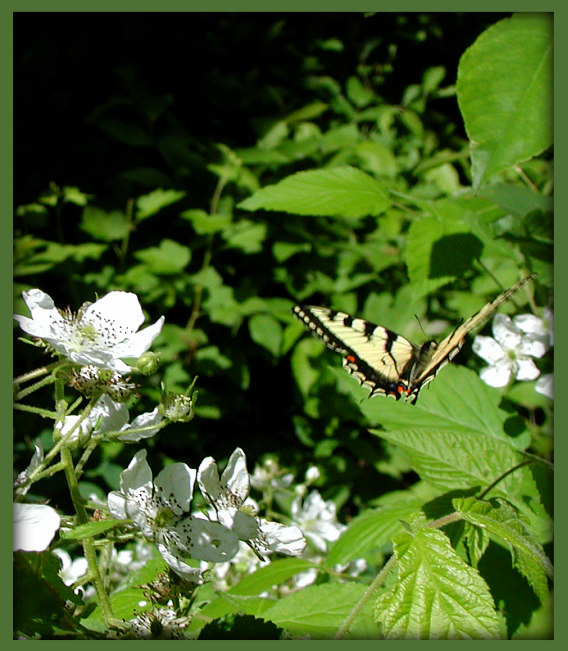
left=292, top=273, right=537, bottom=404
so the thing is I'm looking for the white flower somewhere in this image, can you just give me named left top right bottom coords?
left=290, top=490, right=346, bottom=553
left=198, top=448, right=306, bottom=558
left=108, top=450, right=239, bottom=582
left=250, top=459, right=294, bottom=494
left=53, top=549, right=89, bottom=586
left=129, top=608, right=189, bottom=639
left=473, top=313, right=546, bottom=388
left=535, top=373, right=554, bottom=400
left=56, top=395, right=163, bottom=444
left=13, top=503, right=61, bottom=552
left=14, top=289, right=164, bottom=373
left=515, top=308, right=553, bottom=348
left=69, top=365, right=138, bottom=401
left=14, top=443, right=44, bottom=498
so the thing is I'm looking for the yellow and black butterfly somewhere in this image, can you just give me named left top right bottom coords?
left=292, top=274, right=537, bottom=404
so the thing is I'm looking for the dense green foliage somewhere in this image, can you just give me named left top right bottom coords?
left=14, top=13, right=552, bottom=639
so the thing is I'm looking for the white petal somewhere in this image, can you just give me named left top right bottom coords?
left=513, top=313, right=548, bottom=337
left=492, top=314, right=522, bottom=350
left=222, top=509, right=259, bottom=540
left=107, top=491, right=128, bottom=519
left=518, top=336, right=547, bottom=359
left=91, top=395, right=130, bottom=435
left=120, top=450, right=153, bottom=494
left=13, top=503, right=61, bottom=552
left=259, top=520, right=306, bottom=555
left=515, top=357, right=541, bottom=381
left=154, top=463, right=196, bottom=515
left=472, top=335, right=506, bottom=364
left=536, top=374, right=554, bottom=399
left=175, top=516, right=240, bottom=562
left=68, top=349, right=129, bottom=373
left=221, top=448, right=250, bottom=501
left=197, top=457, right=223, bottom=504
left=118, top=407, right=163, bottom=441
left=479, top=361, right=512, bottom=387
left=111, top=316, right=165, bottom=359
left=156, top=543, right=204, bottom=583
left=85, top=291, right=146, bottom=333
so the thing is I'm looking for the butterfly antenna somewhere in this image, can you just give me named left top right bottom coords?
left=415, top=314, right=429, bottom=339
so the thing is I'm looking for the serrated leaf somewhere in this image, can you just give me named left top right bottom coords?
left=457, top=14, right=552, bottom=188
left=134, top=239, right=191, bottom=273
left=454, top=497, right=553, bottom=603
left=229, top=558, right=316, bottom=596
left=263, top=582, right=377, bottom=639
left=374, top=526, right=505, bottom=639
left=362, top=366, right=513, bottom=444
left=222, top=219, right=267, bottom=253
left=135, top=188, right=186, bottom=219
left=248, top=313, right=282, bottom=356
left=59, top=519, right=120, bottom=540
left=180, top=208, right=232, bottom=234
left=238, top=166, right=390, bottom=219
left=327, top=505, right=418, bottom=567
left=80, top=207, right=130, bottom=241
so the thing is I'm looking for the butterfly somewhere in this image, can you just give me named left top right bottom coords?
left=292, top=274, right=537, bottom=404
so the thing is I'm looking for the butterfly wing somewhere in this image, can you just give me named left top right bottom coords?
left=409, top=273, right=538, bottom=397
left=292, top=305, right=419, bottom=399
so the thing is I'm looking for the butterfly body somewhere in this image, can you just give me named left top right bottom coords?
left=292, top=274, right=536, bottom=404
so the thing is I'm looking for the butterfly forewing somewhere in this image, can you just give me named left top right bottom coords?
left=411, top=273, right=538, bottom=389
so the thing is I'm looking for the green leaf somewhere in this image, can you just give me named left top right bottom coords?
left=222, top=219, right=267, bottom=253
left=374, top=524, right=505, bottom=639
left=238, top=166, right=390, bottom=219
left=248, top=313, right=283, bottom=356
left=59, top=519, right=121, bottom=540
left=263, top=582, right=377, bottom=639
left=290, top=338, right=324, bottom=397
left=457, top=13, right=552, bottom=188
left=134, top=239, right=191, bottom=273
left=326, top=505, right=419, bottom=566
left=180, top=208, right=232, bottom=234
left=80, top=207, right=130, bottom=241
left=454, top=497, right=553, bottom=603
left=83, top=588, right=151, bottom=632
left=362, top=366, right=513, bottom=444
left=135, top=188, right=186, bottom=220
left=405, top=207, right=483, bottom=294
left=229, top=558, right=316, bottom=596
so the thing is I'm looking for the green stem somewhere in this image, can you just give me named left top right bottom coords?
left=60, top=445, right=115, bottom=624
left=15, top=374, right=57, bottom=401
left=13, top=360, right=64, bottom=386
left=334, top=553, right=398, bottom=640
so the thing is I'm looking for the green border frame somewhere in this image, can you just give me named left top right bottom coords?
left=7, top=3, right=561, bottom=648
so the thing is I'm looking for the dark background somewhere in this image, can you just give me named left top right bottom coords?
left=13, top=11, right=513, bottom=505
left=15, top=12, right=508, bottom=206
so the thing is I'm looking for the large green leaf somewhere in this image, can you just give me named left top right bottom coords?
left=457, top=13, right=552, bottom=188
left=238, top=166, right=390, bottom=219
left=374, top=523, right=505, bottom=639
left=454, top=497, right=553, bottom=603
left=263, top=582, right=377, bottom=639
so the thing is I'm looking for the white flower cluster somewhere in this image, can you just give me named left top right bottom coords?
left=108, top=448, right=306, bottom=583
left=473, top=309, right=553, bottom=399
left=13, top=289, right=307, bottom=588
